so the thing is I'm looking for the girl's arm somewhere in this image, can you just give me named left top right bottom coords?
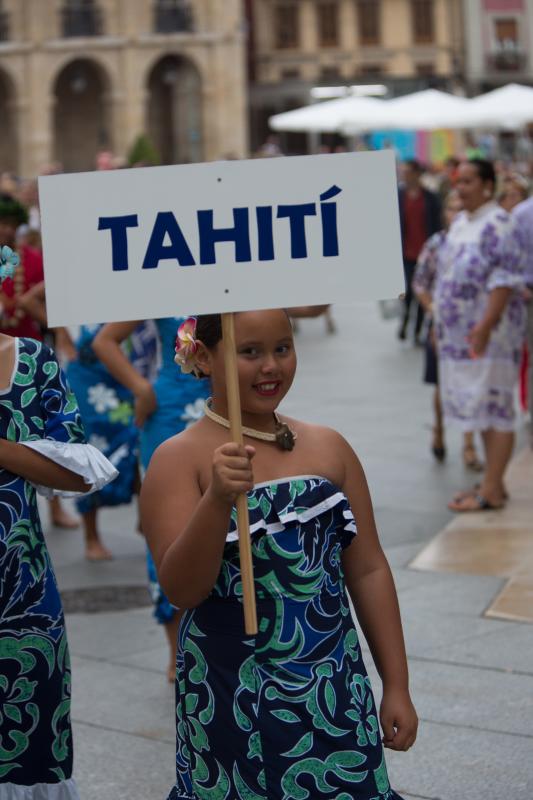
left=140, top=439, right=255, bottom=608
left=16, top=281, right=47, bottom=327
left=54, top=326, right=78, bottom=362
left=93, top=320, right=156, bottom=427
left=337, top=433, right=417, bottom=751
left=0, top=439, right=89, bottom=493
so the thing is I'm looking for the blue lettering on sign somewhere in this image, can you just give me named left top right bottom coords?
left=143, top=212, right=195, bottom=269
left=97, top=185, right=342, bottom=271
left=98, top=215, right=138, bottom=271
left=197, top=208, right=251, bottom=264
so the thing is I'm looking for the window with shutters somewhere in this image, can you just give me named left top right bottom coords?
left=412, top=0, right=434, bottom=44
left=357, top=0, right=380, bottom=45
left=61, top=0, right=103, bottom=37
left=275, top=3, right=300, bottom=49
left=318, top=2, right=339, bottom=47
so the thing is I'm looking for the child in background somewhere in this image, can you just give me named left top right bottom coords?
left=141, top=309, right=417, bottom=800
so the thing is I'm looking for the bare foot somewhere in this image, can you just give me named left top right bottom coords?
left=85, top=542, right=113, bottom=561
left=167, top=664, right=175, bottom=684
left=51, top=508, right=80, bottom=529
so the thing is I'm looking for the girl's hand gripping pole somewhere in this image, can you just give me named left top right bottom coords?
left=221, top=313, right=258, bottom=635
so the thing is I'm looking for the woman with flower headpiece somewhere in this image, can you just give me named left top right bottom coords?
left=0, top=245, right=117, bottom=798
left=93, top=317, right=209, bottom=681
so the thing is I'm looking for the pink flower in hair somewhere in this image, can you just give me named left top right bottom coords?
left=174, top=317, right=199, bottom=374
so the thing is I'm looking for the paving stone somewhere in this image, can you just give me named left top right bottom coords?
left=365, top=655, right=533, bottom=738
left=73, top=722, right=175, bottom=800
left=385, top=718, right=533, bottom=800
left=66, top=607, right=161, bottom=660
left=71, top=655, right=175, bottom=742
left=424, top=621, right=533, bottom=675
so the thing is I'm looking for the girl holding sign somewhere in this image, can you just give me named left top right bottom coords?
left=141, top=310, right=417, bottom=800
left=0, top=246, right=117, bottom=798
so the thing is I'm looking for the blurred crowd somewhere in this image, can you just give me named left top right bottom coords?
left=0, top=147, right=531, bottom=623
left=398, top=155, right=532, bottom=513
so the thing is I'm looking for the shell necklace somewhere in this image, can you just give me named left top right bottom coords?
left=204, top=398, right=297, bottom=451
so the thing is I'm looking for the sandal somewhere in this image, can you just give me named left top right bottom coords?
left=448, top=493, right=505, bottom=512
left=452, top=483, right=509, bottom=503
left=462, top=443, right=484, bottom=472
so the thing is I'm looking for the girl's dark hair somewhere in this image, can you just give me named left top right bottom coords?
left=468, top=158, right=496, bottom=187
left=195, top=314, right=223, bottom=349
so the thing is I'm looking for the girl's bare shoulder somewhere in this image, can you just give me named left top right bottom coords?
left=148, top=418, right=215, bottom=470
left=285, top=417, right=353, bottom=450
left=282, top=418, right=359, bottom=482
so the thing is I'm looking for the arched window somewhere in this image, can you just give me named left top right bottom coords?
left=0, top=1, right=9, bottom=42
left=153, top=1, right=194, bottom=34
left=61, top=0, right=103, bottom=37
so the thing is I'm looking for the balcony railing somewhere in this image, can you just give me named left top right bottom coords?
left=154, top=1, right=194, bottom=34
left=0, top=10, right=9, bottom=41
left=486, top=50, right=527, bottom=72
left=61, top=5, right=103, bottom=38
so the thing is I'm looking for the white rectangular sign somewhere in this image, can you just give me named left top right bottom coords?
left=39, top=151, right=403, bottom=327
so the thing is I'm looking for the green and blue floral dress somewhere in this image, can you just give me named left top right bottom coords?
left=0, top=338, right=115, bottom=799
left=169, top=476, right=404, bottom=800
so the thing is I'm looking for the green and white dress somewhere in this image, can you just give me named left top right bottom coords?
left=169, top=476, right=404, bottom=800
left=0, top=338, right=116, bottom=799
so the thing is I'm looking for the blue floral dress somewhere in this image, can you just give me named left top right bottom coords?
left=66, top=322, right=157, bottom=514
left=433, top=202, right=526, bottom=431
left=169, top=477, right=403, bottom=800
left=0, top=338, right=110, bottom=798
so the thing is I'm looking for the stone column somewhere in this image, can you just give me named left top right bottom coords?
left=23, top=51, right=56, bottom=176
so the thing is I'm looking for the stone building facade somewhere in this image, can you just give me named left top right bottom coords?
left=463, top=0, right=533, bottom=92
left=0, top=0, right=248, bottom=177
left=246, top=0, right=464, bottom=151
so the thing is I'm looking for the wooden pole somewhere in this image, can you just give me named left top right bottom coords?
left=221, top=313, right=258, bottom=635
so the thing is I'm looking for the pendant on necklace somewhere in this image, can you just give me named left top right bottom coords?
left=275, top=422, right=296, bottom=451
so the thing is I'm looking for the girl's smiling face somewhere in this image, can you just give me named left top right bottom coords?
left=205, top=309, right=296, bottom=420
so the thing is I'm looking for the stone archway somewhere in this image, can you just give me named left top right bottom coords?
left=0, top=69, right=19, bottom=175
left=146, top=54, right=203, bottom=165
left=53, top=58, right=112, bottom=172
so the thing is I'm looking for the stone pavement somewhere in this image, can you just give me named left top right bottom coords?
left=45, top=303, right=533, bottom=800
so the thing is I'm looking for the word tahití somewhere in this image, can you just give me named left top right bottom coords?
left=98, top=186, right=342, bottom=271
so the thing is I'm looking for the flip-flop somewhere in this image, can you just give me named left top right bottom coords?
left=448, top=493, right=505, bottom=512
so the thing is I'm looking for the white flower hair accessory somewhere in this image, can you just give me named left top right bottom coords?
left=174, top=317, right=199, bottom=375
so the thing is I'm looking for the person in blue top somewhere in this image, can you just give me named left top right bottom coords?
left=93, top=318, right=209, bottom=681
left=141, top=309, right=417, bottom=800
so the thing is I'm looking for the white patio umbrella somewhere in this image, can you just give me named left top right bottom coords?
left=464, top=83, right=533, bottom=130
left=342, top=89, right=472, bottom=133
left=269, top=95, right=388, bottom=134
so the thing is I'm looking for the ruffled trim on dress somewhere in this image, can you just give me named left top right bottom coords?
left=226, top=475, right=357, bottom=548
left=20, top=441, right=119, bottom=498
left=0, top=779, right=79, bottom=800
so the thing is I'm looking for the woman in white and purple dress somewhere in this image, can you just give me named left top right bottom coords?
left=433, top=159, right=526, bottom=511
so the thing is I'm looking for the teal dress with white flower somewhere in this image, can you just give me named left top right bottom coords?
left=169, top=477, right=404, bottom=800
left=66, top=322, right=157, bottom=514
